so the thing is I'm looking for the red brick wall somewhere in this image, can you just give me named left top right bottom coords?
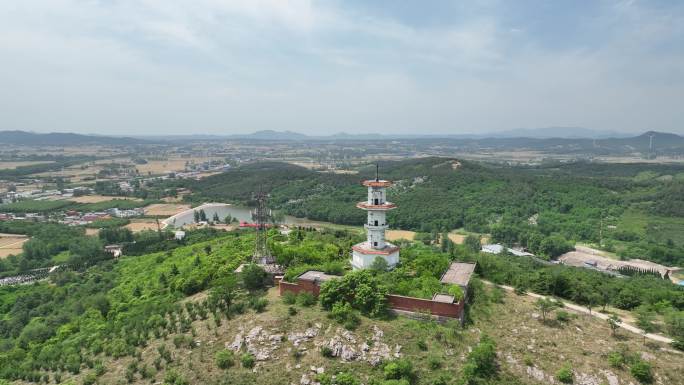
left=278, top=279, right=464, bottom=319
left=278, top=279, right=321, bottom=296
left=387, top=294, right=464, bottom=318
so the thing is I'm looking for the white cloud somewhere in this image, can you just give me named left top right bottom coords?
left=0, top=0, right=682, bottom=135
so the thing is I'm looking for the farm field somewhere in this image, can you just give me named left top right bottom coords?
left=0, top=161, right=54, bottom=170
left=0, top=234, right=28, bottom=258
left=125, top=220, right=161, bottom=233
left=135, top=157, right=222, bottom=175
left=69, top=195, right=142, bottom=204
left=618, top=209, right=684, bottom=246
left=144, top=203, right=191, bottom=216
left=448, top=231, right=490, bottom=245
left=385, top=229, right=416, bottom=241
left=84, top=228, right=100, bottom=236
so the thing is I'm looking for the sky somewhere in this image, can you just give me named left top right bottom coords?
left=0, top=0, right=683, bottom=136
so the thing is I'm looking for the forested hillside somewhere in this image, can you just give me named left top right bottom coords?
left=184, top=158, right=684, bottom=265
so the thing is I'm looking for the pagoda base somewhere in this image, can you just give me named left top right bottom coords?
left=351, top=242, right=400, bottom=270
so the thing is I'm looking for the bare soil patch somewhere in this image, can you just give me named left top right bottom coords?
left=448, top=231, right=489, bottom=245
left=125, top=221, right=161, bottom=233
left=559, top=245, right=677, bottom=275
left=0, top=235, right=28, bottom=258
left=69, top=195, right=142, bottom=204
left=385, top=230, right=416, bottom=241
left=144, top=203, right=191, bottom=216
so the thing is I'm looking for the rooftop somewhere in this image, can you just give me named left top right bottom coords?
left=440, top=262, right=477, bottom=287
left=298, top=270, right=339, bottom=283
left=432, top=293, right=455, bottom=303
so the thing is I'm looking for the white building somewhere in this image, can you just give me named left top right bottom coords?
left=482, top=244, right=535, bottom=257
left=351, top=174, right=400, bottom=270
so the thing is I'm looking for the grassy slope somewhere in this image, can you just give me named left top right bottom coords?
left=31, top=284, right=683, bottom=385
left=619, top=209, right=684, bottom=246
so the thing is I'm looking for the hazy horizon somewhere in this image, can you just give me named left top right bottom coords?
left=1, top=1, right=683, bottom=136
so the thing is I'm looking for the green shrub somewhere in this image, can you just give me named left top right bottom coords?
left=555, top=364, right=573, bottom=384
left=314, top=373, right=332, bottom=385
left=630, top=360, right=653, bottom=384
left=607, top=351, right=625, bottom=368
left=319, top=270, right=388, bottom=318
left=240, top=353, right=255, bottom=368
left=321, top=346, right=334, bottom=358
left=288, top=306, right=298, bottom=316
left=523, top=355, right=534, bottom=366
left=334, top=372, right=359, bottom=385
left=241, top=264, right=268, bottom=291
left=297, top=292, right=317, bottom=307
left=384, top=359, right=414, bottom=381
left=514, top=284, right=527, bottom=295
left=427, top=355, right=442, bottom=369
left=164, top=370, right=189, bottom=385
left=330, top=302, right=360, bottom=330
left=82, top=373, right=97, bottom=385
left=460, top=335, right=497, bottom=382
left=282, top=291, right=297, bottom=305
left=556, top=310, right=571, bottom=322
left=446, top=284, right=464, bottom=301
left=417, top=340, right=428, bottom=351
left=94, top=363, right=105, bottom=376
left=215, top=349, right=234, bottom=369
left=249, top=297, right=268, bottom=312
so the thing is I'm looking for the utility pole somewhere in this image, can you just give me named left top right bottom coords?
left=252, top=189, right=274, bottom=264
left=648, top=133, right=655, bottom=159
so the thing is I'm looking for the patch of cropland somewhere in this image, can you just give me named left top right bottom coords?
left=185, top=158, right=684, bottom=266
left=0, top=198, right=156, bottom=214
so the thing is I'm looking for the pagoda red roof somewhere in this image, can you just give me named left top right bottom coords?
left=362, top=180, right=392, bottom=187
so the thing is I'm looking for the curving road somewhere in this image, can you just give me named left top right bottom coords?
left=482, top=280, right=674, bottom=344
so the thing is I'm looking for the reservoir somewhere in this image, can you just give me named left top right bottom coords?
left=161, top=203, right=336, bottom=229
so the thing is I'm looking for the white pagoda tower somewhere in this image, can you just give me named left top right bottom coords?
left=351, top=167, right=400, bottom=270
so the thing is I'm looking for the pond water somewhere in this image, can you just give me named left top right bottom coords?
left=162, top=203, right=337, bottom=228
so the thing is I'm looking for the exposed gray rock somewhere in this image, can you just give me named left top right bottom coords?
left=393, top=344, right=402, bottom=358
left=341, top=344, right=358, bottom=361
left=228, top=332, right=243, bottom=351
left=526, top=366, right=551, bottom=383
left=600, top=370, right=619, bottom=385
left=576, top=373, right=601, bottom=385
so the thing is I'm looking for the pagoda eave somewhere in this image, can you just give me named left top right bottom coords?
left=356, top=202, right=397, bottom=210
left=362, top=180, right=392, bottom=188
left=352, top=244, right=400, bottom=255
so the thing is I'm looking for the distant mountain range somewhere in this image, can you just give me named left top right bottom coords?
left=1, top=129, right=683, bottom=155
left=0, top=130, right=144, bottom=146
left=478, top=127, right=632, bottom=139
left=214, top=127, right=640, bottom=140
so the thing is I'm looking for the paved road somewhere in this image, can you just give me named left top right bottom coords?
left=483, top=280, right=674, bottom=344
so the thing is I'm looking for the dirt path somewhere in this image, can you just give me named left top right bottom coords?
left=482, top=280, right=674, bottom=344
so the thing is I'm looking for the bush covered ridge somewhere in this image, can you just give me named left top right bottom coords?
left=0, top=224, right=682, bottom=384
left=182, top=158, right=684, bottom=266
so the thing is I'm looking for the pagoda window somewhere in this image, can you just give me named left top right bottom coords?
left=374, top=220, right=378, bottom=226
left=374, top=198, right=379, bottom=205
left=373, top=241, right=378, bottom=247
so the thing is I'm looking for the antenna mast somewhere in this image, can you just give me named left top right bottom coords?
left=252, top=189, right=274, bottom=264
